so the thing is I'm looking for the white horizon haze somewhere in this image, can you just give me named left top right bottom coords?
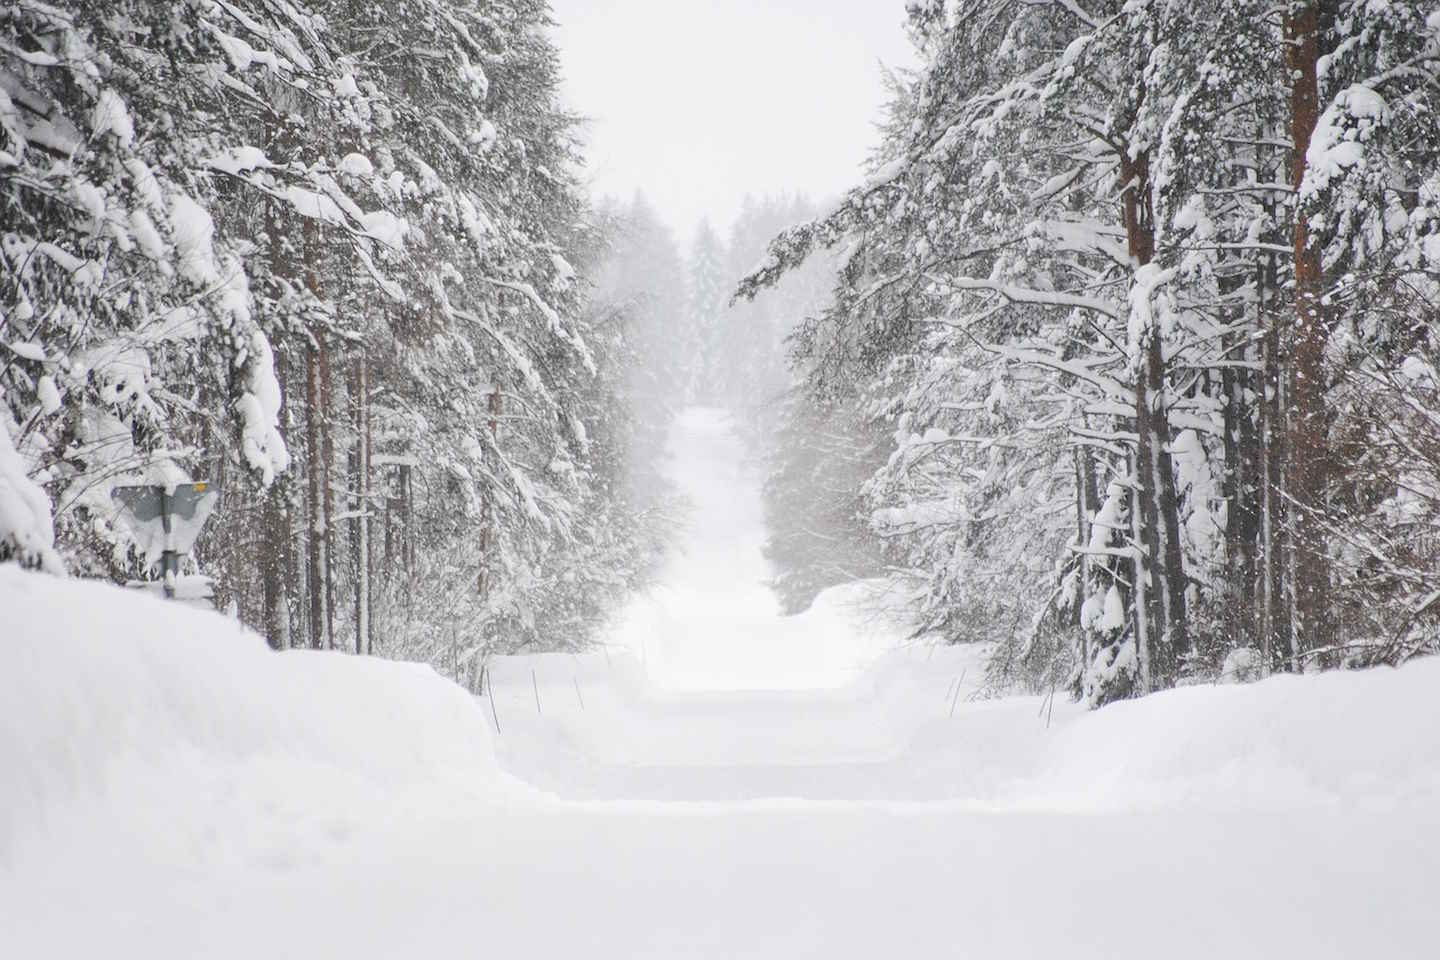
left=548, top=0, right=917, bottom=243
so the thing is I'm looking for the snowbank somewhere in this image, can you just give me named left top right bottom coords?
left=483, top=634, right=1440, bottom=814
left=1016, top=658, right=1440, bottom=811
left=858, top=644, right=1440, bottom=812
left=0, top=566, right=516, bottom=868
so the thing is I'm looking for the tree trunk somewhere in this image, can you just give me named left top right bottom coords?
left=303, top=217, right=329, bottom=651
left=1073, top=444, right=1097, bottom=626
left=398, top=462, right=415, bottom=576
left=305, top=338, right=325, bottom=650
left=1129, top=457, right=1152, bottom=693
left=384, top=471, right=394, bottom=568
left=319, top=336, right=336, bottom=649
left=1122, top=149, right=1189, bottom=686
left=261, top=194, right=291, bottom=651
left=1285, top=0, right=1334, bottom=664
left=351, top=351, right=371, bottom=656
left=1074, top=444, right=1099, bottom=672
left=1218, top=244, right=1261, bottom=655
left=478, top=388, right=502, bottom=597
left=1221, top=361, right=1261, bottom=652
left=1260, top=292, right=1294, bottom=671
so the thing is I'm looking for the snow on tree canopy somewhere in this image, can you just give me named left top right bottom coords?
left=237, top=332, right=290, bottom=487
left=1302, top=84, right=1387, bottom=202
left=361, top=210, right=409, bottom=249
left=90, top=88, right=135, bottom=147
left=339, top=153, right=374, bottom=178
left=206, top=146, right=273, bottom=175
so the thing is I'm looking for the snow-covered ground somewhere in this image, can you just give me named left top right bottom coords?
left=4, top=410, right=1439, bottom=958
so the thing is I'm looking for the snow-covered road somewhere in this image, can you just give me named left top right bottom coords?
left=612, top=407, right=901, bottom=691
left=5, top=409, right=1439, bottom=958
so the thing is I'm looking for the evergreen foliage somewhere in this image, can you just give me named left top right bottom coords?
left=1, top=0, right=670, bottom=682
left=741, top=0, right=1440, bottom=704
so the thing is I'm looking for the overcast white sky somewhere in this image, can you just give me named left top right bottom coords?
left=548, top=0, right=916, bottom=244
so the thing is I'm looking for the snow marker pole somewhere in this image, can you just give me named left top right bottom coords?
left=948, top=669, right=967, bottom=719
left=487, top=664, right=502, bottom=736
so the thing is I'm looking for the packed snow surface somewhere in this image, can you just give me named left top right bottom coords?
left=4, top=410, right=1439, bottom=958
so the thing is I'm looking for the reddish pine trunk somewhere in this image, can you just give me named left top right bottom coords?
left=1285, top=0, right=1333, bottom=662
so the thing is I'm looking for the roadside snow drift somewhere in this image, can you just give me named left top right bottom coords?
left=1, top=565, right=516, bottom=869
left=485, top=639, right=1440, bottom=811
left=1016, top=660, right=1440, bottom=811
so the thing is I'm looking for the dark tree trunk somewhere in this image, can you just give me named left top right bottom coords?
left=1261, top=287, right=1294, bottom=671
left=477, top=388, right=502, bottom=597
left=319, top=333, right=336, bottom=649
left=1221, top=361, right=1261, bottom=651
left=1285, top=0, right=1334, bottom=664
left=260, top=195, right=291, bottom=651
left=303, top=217, right=329, bottom=651
left=1073, top=444, right=1100, bottom=673
left=1220, top=260, right=1260, bottom=653
left=1073, top=444, right=1098, bottom=627
left=351, top=351, right=371, bottom=656
left=398, top=463, right=415, bottom=576
left=1121, top=149, right=1189, bottom=688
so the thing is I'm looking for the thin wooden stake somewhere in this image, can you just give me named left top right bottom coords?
left=948, top=669, right=967, bottom=718
left=532, top=668, right=542, bottom=715
left=487, top=664, right=502, bottom=736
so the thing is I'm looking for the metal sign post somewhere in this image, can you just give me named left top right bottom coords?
left=111, top=483, right=220, bottom=599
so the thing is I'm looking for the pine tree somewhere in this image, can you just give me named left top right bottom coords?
left=738, top=0, right=1440, bottom=703
left=686, top=220, right=729, bottom=403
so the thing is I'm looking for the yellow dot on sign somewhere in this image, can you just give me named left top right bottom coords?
left=193, top=483, right=207, bottom=492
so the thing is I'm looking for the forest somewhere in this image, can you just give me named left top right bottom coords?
left=0, top=0, right=681, bottom=675
left=745, top=0, right=1440, bottom=705
left=4, top=0, right=1440, bottom=712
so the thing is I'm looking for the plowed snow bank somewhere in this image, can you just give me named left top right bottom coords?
left=1, top=566, right=517, bottom=868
